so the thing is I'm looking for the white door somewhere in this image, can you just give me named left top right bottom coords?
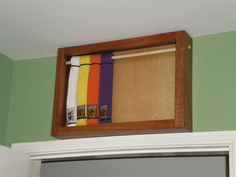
left=0, top=145, right=31, bottom=177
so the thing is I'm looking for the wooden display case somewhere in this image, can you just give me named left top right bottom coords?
left=51, top=31, right=192, bottom=138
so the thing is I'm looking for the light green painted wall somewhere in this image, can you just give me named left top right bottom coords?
left=2, top=31, right=236, bottom=146
left=0, top=53, right=13, bottom=145
left=193, top=31, right=236, bottom=131
left=6, top=57, right=57, bottom=146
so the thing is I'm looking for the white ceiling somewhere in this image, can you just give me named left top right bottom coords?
left=0, top=0, right=236, bottom=60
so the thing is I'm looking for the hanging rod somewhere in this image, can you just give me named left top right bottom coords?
left=66, top=47, right=176, bottom=65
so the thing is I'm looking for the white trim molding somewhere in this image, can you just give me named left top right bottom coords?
left=12, top=131, right=236, bottom=177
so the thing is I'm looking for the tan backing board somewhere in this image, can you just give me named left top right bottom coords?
left=112, top=45, right=176, bottom=123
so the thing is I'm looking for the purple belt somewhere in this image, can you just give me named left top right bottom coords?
left=99, top=53, right=113, bottom=124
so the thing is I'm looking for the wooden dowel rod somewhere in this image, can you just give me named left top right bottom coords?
left=66, top=47, right=176, bottom=65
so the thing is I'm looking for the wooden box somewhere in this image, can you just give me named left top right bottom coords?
left=51, top=31, right=192, bottom=138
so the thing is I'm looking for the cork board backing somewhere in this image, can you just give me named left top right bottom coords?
left=112, top=46, right=175, bottom=123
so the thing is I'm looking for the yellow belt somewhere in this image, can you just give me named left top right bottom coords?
left=76, top=55, right=90, bottom=126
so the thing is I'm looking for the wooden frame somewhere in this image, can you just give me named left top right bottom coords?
left=51, top=31, right=192, bottom=138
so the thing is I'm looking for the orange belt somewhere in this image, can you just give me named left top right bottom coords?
left=87, top=54, right=101, bottom=125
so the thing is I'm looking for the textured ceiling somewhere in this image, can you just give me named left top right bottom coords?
left=0, top=0, right=236, bottom=60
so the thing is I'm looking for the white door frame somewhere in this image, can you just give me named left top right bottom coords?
left=12, top=131, right=236, bottom=177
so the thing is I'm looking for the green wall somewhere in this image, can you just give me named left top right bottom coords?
left=193, top=31, right=236, bottom=131
left=1, top=31, right=236, bottom=146
left=0, top=54, right=13, bottom=145
left=6, top=57, right=57, bottom=146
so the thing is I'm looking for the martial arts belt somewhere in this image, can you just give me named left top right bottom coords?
left=76, top=55, right=90, bottom=126
left=66, top=56, right=80, bottom=127
left=87, top=54, right=101, bottom=125
left=99, top=53, right=113, bottom=124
